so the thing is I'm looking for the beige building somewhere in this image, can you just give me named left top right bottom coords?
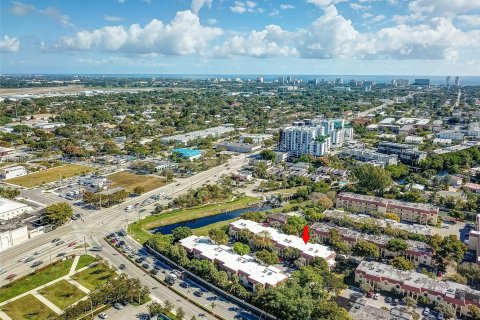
left=336, top=192, right=439, bottom=225
left=355, top=261, right=480, bottom=317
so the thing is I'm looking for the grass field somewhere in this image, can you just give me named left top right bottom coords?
left=129, top=196, right=259, bottom=243
left=71, top=263, right=115, bottom=291
left=0, top=259, right=73, bottom=303
left=107, top=171, right=166, bottom=193
left=1, top=294, right=56, bottom=320
left=38, top=280, right=86, bottom=310
left=75, top=255, right=97, bottom=271
left=5, top=164, right=94, bottom=188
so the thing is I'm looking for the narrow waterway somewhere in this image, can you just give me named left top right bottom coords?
left=149, top=205, right=272, bottom=234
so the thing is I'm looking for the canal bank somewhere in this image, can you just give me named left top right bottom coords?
left=129, top=197, right=261, bottom=243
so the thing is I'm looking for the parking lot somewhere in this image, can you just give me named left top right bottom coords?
left=106, top=231, right=258, bottom=320
left=343, top=287, right=451, bottom=320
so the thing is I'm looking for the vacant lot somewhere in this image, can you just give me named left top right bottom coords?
left=6, top=164, right=94, bottom=188
left=71, top=263, right=115, bottom=291
left=0, top=258, right=73, bottom=303
left=107, top=171, right=166, bottom=193
left=1, top=294, right=56, bottom=320
left=38, top=280, right=86, bottom=310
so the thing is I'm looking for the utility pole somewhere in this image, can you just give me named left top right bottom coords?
left=83, top=236, right=87, bottom=255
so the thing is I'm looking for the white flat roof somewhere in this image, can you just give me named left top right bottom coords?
left=0, top=198, right=27, bottom=214
left=230, top=219, right=335, bottom=263
left=180, top=236, right=287, bottom=286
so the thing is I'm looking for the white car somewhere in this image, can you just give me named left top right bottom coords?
left=373, top=293, right=380, bottom=300
left=98, top=312, right=108, bottom=319
left=422, top=307, right=430, bottom=315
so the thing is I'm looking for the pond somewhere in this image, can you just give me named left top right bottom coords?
left=149, top=205, right=272, bottom=234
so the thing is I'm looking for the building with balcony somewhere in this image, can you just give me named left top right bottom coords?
left=336, top=192, right=439, bottom=225
left=355, top=261, right=480, bottom=317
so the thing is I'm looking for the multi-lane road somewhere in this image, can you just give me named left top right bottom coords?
left=1, top=153, right=258, bottom=319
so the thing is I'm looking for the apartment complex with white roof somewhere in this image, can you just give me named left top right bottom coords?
left=336, top=192, right=439, bottom=225
left=179, top=235, right=287, bottom=291
left=355, top=261, right=480, bottom=317
left=229, top=219, right=336, bottom=266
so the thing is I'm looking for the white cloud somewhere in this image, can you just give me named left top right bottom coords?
left=103, top=15, right=123, bottom=22
left=48, top=10, right=223, bottom=56
left=10, top=1, right=35, bottom=15
left=207, top=18, right=217, bottom=25
left=117, top=0, right=126, bottom=3
left=213, top=25, right=299, bottom=58
left=306, top=0, right=345, bottom=8
left=0, top=35, right=20, bottom=52
left=269, top=9, right=280, bottom=16
left=191, top=0, right=212, bottom=15
left=456, top=15, right=480, bottom=27
left=280, top=4, right=295, bottom=10
left=409, top=0, right=480, bottom=16
left=215, top=4, right=480, bottom=61
left=40, top=7, right=74, bottom=28
left=230, top=1, right=263, bottom=14
left=230, top=5, right=246, bottom=14
left=350, top=3, right=370, bottom=11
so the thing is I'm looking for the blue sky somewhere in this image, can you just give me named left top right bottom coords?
left=1, top=0, right=480, bottom=75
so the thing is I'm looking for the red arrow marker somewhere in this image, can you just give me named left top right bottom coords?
left=302, top=225, right=310, bottom=244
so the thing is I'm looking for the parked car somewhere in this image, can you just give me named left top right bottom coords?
left=393, top=298, right=399, bottom=306
left=180, top=282, right=189, bottom=288
left=385, top=296, right=392, bottom=303
left=373, top=293, right=380, bottom=300
left=135, top=257, right=145, bottom=263
left=193, top=290, right=204, bottom=297
left=437, top=313, right=444, bottom=320
left=98, top=312, right=108, bottom=319
left=119, top=264, right=126, bottom=270
left=113, top=303, right=124, bottom=310
left=366, top=291, right=374, bottom=298
left=151, top=269, right=159, bottom=275
left=423, top=307, right=430, bottom=315
left=142, top=263, right=150, bottom=269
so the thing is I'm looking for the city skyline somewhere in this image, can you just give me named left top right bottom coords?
left=1, top=0, right=480, bottom=75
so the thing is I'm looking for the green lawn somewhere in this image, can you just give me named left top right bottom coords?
left=0, top=259, right=73, bottom=303
left=5, top=164, right=94, bottom=188
left=75, top=255, right=97, bottom=270
left=71, top=263, right=115, bottom=291
left=1, top=294, right=56, bottom=320
left=129, top=196, right=259, bottom=243
left=38, top=280, right=86, bottom=310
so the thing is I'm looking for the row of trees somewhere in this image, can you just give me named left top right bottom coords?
left=0, top=186, right=20, bottom=199
left=171, top=184, right=233, bottom=208
left=59, top=272, right=149, bottom=319
left=83, top=189, right=129, bottom=208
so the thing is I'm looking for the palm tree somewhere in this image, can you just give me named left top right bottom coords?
left=210, top=302, right=216, bottom=315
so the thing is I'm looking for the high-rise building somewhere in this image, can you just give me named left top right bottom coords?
left=279, top=119, right=354, bottom=158
left=391, top=79, right=409, bottom=87
left=257, top=76, right=264, bottom=83
left=446, top=76, right=451, bottom=88
left=363, top=81, right=372, bottom=92
left=335, top=77, right=343, bottom=85
left=455, top=76, right=460, bottom=87
left=278, top=76, right=286, bottom=84
left=287, top=76, right=293, bottom=83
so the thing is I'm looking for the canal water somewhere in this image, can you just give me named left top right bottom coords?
left=149, top=205, right=272, bottom=234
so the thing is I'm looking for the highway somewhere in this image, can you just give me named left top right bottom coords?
left=0, top=153, right=257, bottom=319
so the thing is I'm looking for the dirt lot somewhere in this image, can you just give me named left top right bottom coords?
left=106, top=171, right=166, bottom=193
